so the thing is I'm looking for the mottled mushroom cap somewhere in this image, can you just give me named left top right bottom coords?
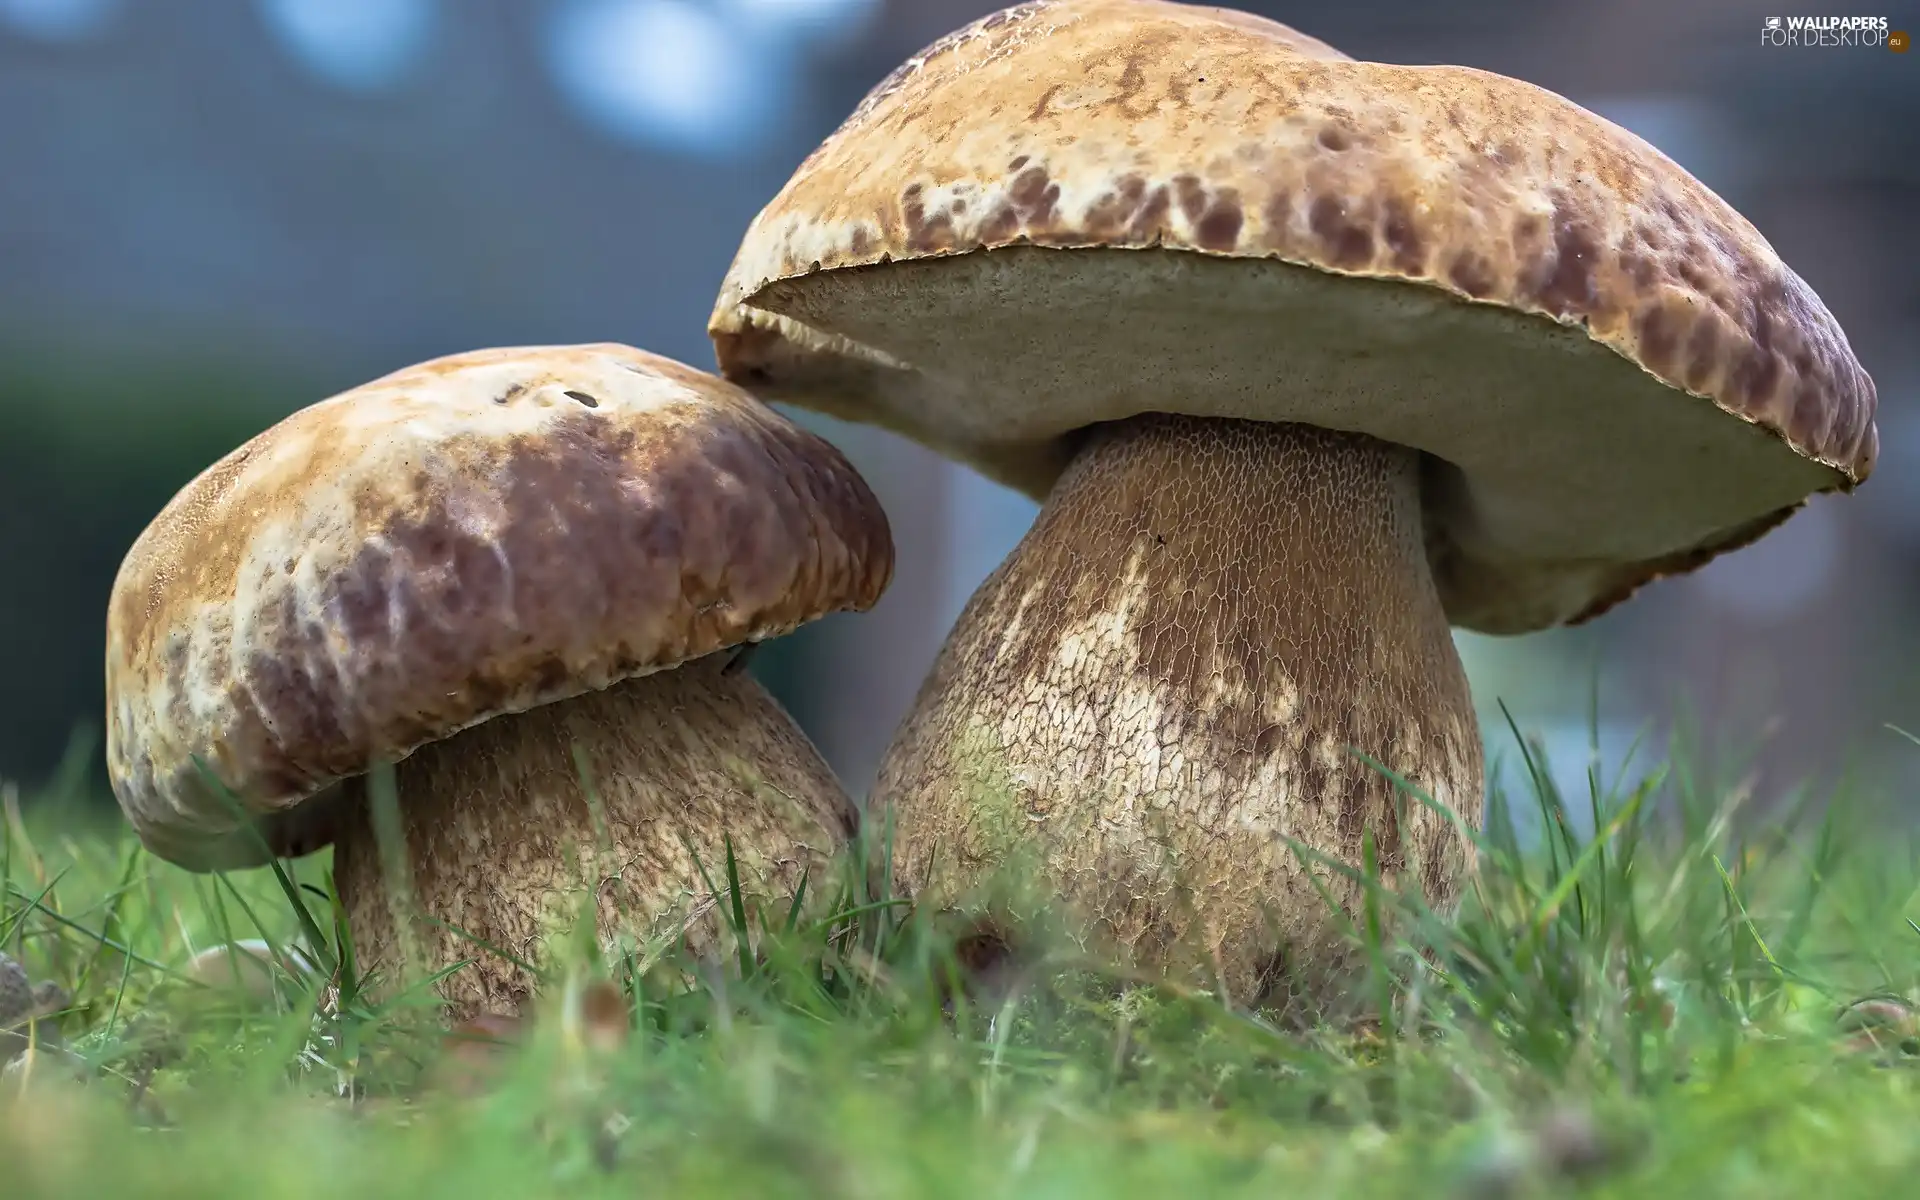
left=710, top=0, right=1876, bottom=634
left=106, top=344, right=894, bottom=871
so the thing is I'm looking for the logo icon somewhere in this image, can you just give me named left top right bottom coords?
left=1761, top=15, right=1896, bottom=48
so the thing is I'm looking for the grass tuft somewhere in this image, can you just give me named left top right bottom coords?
left=4, top=719, right=1920, bottom=1197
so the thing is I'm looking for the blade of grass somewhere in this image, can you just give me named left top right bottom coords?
left=1528, top=775, right=1655, bottom=939
left=1, top=867, right=69, bottom=946
left=6, top=879, right=184, bottom=977
left=190, top=757, right=335, bottom=972
left=724, top=836, right=755, bottom=979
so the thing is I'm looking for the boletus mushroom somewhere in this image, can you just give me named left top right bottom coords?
left=105, top=344, right=893, bottom=1018
left=709, top=0, right=1877, bottom=1006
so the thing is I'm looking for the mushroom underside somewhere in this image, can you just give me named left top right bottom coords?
left=332, top=653, right=855, bottom=1019
left=874, top=414, right=1484, bottom=1010
left=755, top=247, right=1846, bottom=634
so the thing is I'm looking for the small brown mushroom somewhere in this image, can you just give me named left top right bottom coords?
left=105, top=344, right=893, bottom=1019
left=709, top=0, right=1877, bottom=1005
left=0, top=952, right=67, bottom=1066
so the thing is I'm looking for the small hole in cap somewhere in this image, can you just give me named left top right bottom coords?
left=564, top=390, right=600, bottom=408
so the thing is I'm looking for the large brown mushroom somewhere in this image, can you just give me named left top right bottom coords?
left=709, top=0, right=1877, bottom=1005
left=105, top=344, right=892, bottom=1018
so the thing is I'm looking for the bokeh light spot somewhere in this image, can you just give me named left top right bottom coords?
left=545, top=0, right=791, bottom=160
left=0, top=0, right=118, bottom=42
left=256, top=0, right=439, bottom=93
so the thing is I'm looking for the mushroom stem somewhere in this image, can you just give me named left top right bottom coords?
left=334, top=652, right=853, bottom=1019
left=876, top=413, right=1483, bottom=1008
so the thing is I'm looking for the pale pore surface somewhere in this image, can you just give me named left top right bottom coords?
left=877, top=416, right=1482, bottom=1006
left=761, top=248, right=1840, bottom=633
left=334, top=655, right=854, bottom=1020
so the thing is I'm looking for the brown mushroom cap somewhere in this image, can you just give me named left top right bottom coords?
left=711, top=0, right=1876, bottom=634
left=106, top=343, right=893, bottom=872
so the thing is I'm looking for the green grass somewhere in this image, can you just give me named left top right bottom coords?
left=5, top=719, right=1920, bottom=1199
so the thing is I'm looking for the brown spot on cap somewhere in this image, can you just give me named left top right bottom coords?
left=1379, top=195, right=1423, bottom=275
left=1194, top=194, right=1244, bottom=251
left=1634, top=302, right=1683, bottom=371
left=1008, top=164, right=1061, bottom=226
left=1086, top=173, right=1150, bottom=237
left=1525, top=200, right=1601, bottom=318
left=1308, top=194, right=1373, bottom=269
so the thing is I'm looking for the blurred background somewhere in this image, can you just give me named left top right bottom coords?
left=1, top=0, right=1915, bottom=825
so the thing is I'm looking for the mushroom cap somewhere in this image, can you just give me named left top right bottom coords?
left=710, top=0, right=1876, bottom=633
left=106, top=343, right=894, bottom=872
left=183, top=940, right=316, bottom=999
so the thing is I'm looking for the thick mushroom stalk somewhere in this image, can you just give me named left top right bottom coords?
left=336, top=654, right=852, bottom=1017
left=877, top=414, right=1482, bottom=1005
